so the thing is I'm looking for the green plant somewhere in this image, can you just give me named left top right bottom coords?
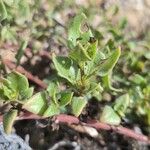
left=0, top=13, right=130, bottom=134
left=0, top=0, right=42, bottom=45
left=114, top=49, right=150, bottom=126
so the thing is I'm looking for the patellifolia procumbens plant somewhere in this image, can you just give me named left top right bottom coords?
left=0, top=13, right=129, bottom=134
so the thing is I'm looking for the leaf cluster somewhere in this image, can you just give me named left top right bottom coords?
left=0, top=13, right=126, bottom=133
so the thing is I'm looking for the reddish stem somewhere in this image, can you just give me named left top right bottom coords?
left=0, top=113, right=149, bottom=144
left=56, top=114, right=150, bottom=144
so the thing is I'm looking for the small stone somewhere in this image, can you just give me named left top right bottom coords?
left=0, top=123, right=31, bottom=150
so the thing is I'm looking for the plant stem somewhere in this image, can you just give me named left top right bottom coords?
left=0, top=113, right=149, bottom=144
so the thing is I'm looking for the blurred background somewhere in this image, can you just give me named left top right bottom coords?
left=0, top=0, right=150, bottom=149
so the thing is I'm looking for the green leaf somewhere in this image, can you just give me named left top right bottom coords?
left=88, top=82, right=103, bottom=93
left=113, top=94, right=130, bottom=117
left=129, top=74, right=146, bottom=85
left=7, top=71, right=29, bottom=94
left=43, top=102, right=60, bottom=117
left=52, top=54, right=80, bottom=84
left=68, top=13, right=86, bottom=47
left=99, top=47, right=121, bottom=76
left=23, top=92, right=48, bottom=115
left=2, top=85, right=16, bottom=100
left=15, top=40, right=28, bottom=65
left=102, top=73, right=122, bottom=92
left=70, top=40, right=97, bottom=62
left=58, top=91, right=73, bottom=107
left=100, top=105, right=121, bottom=125
left=0, top=88, right=7, bottom=101
left=47, top=81, right=58, bottom=97
left=0, top=0, right=7, bottom=21
left=86, top=39, right=97, bottom=60
left=84, top=51, right=105, bottom=77
left=68, top=13, right=93, bottom=48
left=86, top=82, right=103, bottom=100
left=71, top=97, right=87, bottom=117
left=20, top=87, right=34, bottom=101
left=0, top=72, right=32, bottom=101
left=1, top=78, right=18, bottom=100
left=3, top=109, right=18, bottom=134
left=69, top=43, right=91, bottom=62
left=47, top=81, right=58, bottom=104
